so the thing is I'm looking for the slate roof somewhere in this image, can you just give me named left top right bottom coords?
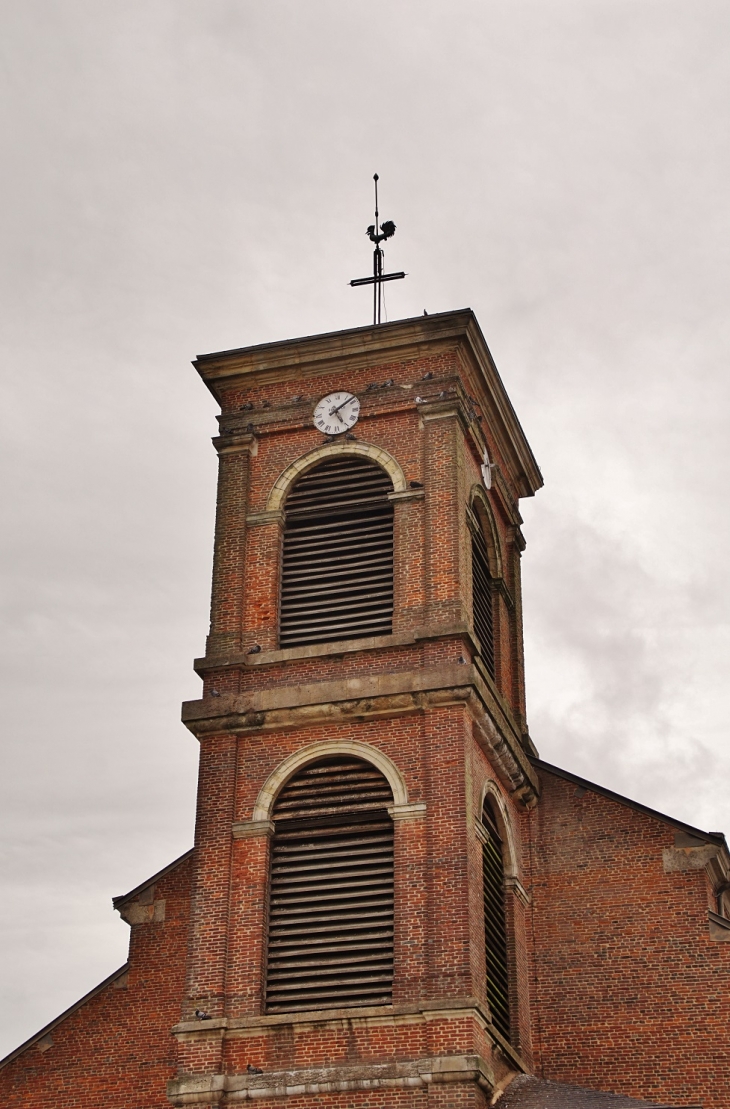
left=499, top=1075, right=700, bottom=1109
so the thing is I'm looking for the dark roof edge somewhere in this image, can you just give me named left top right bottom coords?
left=531, top=757, right=726, bottom=845
left=112, top=847, right=194, bottom=909
left=0, top=963, right=129, bottom=1071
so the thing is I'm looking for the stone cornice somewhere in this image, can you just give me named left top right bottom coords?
left=194, top=311, right=472, bottom=389
left=211, top=431, right=258, bottom=456
left=182, top=663, right=538, bottom=804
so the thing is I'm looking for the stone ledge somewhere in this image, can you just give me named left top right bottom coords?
left=170, top=996, right=528, bottom=1074
left=194, top=623, right=482, bottom=672
left=172, top=997, right=483, bottom=1037
left=184, top=664, right=472, bottom=723
left=167, top=1053, right=496, bottom=1106
left=389, top=802, right=427, bottom=820
left=212, top=432, right=258, bottom=457
left=387, top=488, right=425, bottom=502
left=170, top=993, right=523, bottom=1060
left=417, top=397, right=462, bottom=423
left=172, top=1016, right=228, bottom=1040
left=245, top=510, right=284, bottom=527
left=232, top=820, right=275, bottom=839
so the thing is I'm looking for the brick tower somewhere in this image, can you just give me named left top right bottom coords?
left=169, top=309, right=542, bottom=1106
left=3, top=309, right=729, bottom=1109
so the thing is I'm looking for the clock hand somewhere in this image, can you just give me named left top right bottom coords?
left=330, top=396, right=353, bottom=416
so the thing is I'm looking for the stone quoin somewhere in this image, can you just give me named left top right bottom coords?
left=1, top=309, right=728, bottom=1108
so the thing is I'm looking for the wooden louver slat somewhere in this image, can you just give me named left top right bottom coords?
left=266, top=756, right=395, bottom=1013
left=280, top=457, right=394, bottom=648
left=482, top=799, right=511, bottom=1041
left=472, top=527, right=495, bottom=677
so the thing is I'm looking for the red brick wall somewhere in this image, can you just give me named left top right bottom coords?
left=202, top=344, right=526, bottom=724
left=187, top=711, right=514, bottom=1019
left=524, top=767, right=730, bottom=1109
left=167, top=705, right=534, bottom=1094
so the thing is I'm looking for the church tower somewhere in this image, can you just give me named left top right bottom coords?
left=4, top=307, right=728, bottom=1109
left=169, top=309, right=543, bottom=1106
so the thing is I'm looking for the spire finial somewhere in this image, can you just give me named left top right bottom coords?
left=349, top=174, right=406, bottom=325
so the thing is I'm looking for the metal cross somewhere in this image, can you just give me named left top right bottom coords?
left=349, top=174, right=406, bottom=325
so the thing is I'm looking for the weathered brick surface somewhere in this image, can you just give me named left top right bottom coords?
left=197, top=331, right=530, bottom=726
left=524, top=767, right=730, bottom=1108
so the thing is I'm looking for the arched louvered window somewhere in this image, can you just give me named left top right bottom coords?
left=279, top=456, right=394, bottom=648
left=265, top=755, right=394, bottom=1013
left=472, top=525, right=495, bottom=678
left=482, top=797, right=511, bottom=1041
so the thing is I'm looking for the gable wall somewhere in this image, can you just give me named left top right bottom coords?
left=524, top=768, right=730, bottom=1109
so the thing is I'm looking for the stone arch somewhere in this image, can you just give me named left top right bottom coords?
left=266, top=441, right=407, bottom=513
left=470, top=484, right=503, bottom=580
left=252, top=739, right=409, bottom=821
left=481, top=780, right=518, bottom=878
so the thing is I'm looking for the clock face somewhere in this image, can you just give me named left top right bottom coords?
left=313, top=391, right=360, bottom=436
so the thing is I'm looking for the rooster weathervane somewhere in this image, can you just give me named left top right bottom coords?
left=349, top=174, right=406, bottom=325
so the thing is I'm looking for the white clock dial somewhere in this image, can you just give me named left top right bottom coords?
left=313, top=391, right=360, bottom=436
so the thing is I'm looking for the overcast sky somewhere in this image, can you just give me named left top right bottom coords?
left=1, top=0, right=729, bottom=1058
